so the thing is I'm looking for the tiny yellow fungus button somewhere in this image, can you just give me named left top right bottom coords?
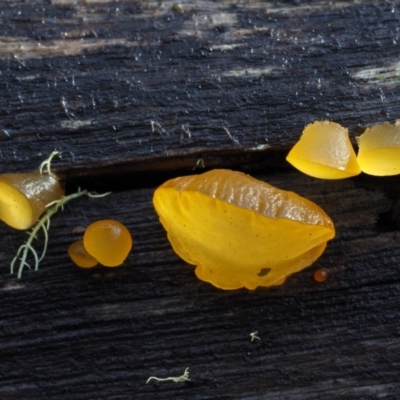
left=286, top=121, right=361, bottom=179
left=68, top=240, right=98, bottom=269
left=357, top=121, right=400, bottom=176
left=153, top=169, right=335, bottom=290
left=83, top=219, right=132, bottom=267
left=0, top=171, right=64, bottom=230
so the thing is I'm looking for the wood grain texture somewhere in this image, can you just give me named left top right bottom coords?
left=0, top=0, right=399, bottom=175
left=1, top=172, right=400, bottom=399
left=0, top=1, right=400, bottom=399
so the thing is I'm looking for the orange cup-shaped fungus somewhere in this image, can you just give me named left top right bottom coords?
left=153, top=169, right=335, bottom=290
left=286, top=121, right=361, bottom=179
left=83, top=219, right=132, bottom=267
left=68, top=240, right=98, bottom=268
left=0, top=171, right=64, bottom=230
left=357, top=121, right=400, bottom=176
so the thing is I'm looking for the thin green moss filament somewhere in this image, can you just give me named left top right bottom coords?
left=11, top=189, right=110, bottom=279
left=39, top=150, right=59, bottom=176
left=146, top=368, right=190, bottom=384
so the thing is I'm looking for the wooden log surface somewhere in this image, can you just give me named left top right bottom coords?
left=0, top=1, right=400, bottom=399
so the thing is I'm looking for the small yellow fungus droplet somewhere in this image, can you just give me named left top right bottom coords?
left=357, top=121, right=400, bottom=176
left=68, top=240, right=98, bottom=268
left=83, top=219, right=132, bottom=267
left=313, top=268, right=328, bottom=283
left=286, top=121, right=361, bottom=179
left=153, top=169, right=335, bottom=290
left=0, top=171, right=64, bottom=230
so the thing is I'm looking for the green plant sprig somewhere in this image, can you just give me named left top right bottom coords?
left=39, top=150, right=59, bottom=176
left=10, top=189, right=110, bottom=279
left=146, top=368, right=190, bottom=384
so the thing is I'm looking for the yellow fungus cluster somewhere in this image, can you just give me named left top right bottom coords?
left=287, top=120, right=400, bottom=178
left=7, top=119, right=396, bottom=288
left=68, top=219, right=132, bottom=268
left=0, top=151, right=133, bottom=279
left=153, top=169, right=335, bottom=290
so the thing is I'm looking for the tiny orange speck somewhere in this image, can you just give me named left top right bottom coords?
left=314, top=268, right=328, bottom=283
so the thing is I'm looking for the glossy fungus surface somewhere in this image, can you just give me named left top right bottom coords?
left=83, top=219, right=132, bottom=267
left=357, top=121, right=400, bottom=176
left=0, top=171, right=64, bottom=230
left=153, top=169, right=335, bottom=290
left=68, top=240, right=98, bottom=268
left=286, top=121, right=361, bottom=179
left=313, top=268, right=328, bottom=283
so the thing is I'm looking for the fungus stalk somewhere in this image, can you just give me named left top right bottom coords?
left=11, top=189, right=110, bottom=279
left=146, top=368, right=190, bottom=384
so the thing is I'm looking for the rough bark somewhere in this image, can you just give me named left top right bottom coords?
left=0, top=1, right=400, bottom=399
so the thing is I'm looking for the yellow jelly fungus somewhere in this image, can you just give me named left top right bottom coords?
left=0, top=171, right=64, bottom=230
left=357, top=121, right=400, bottom=176
left=153, top=169, right=335, bottom=290
left=83, top=219, right=132, bottom=267
left=286, top=121, right=361, bottom=179
left=68, top=240, right=98, bottom=269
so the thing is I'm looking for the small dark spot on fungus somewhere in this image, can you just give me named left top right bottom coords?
left=257, top=268, right=271, bottom=277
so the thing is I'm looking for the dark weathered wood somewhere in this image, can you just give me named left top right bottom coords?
left=0, top=0, right=399, bottom=176
left=1, top=172, right=400, bottom=399
left=1, top=1, right=400, bottom=399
